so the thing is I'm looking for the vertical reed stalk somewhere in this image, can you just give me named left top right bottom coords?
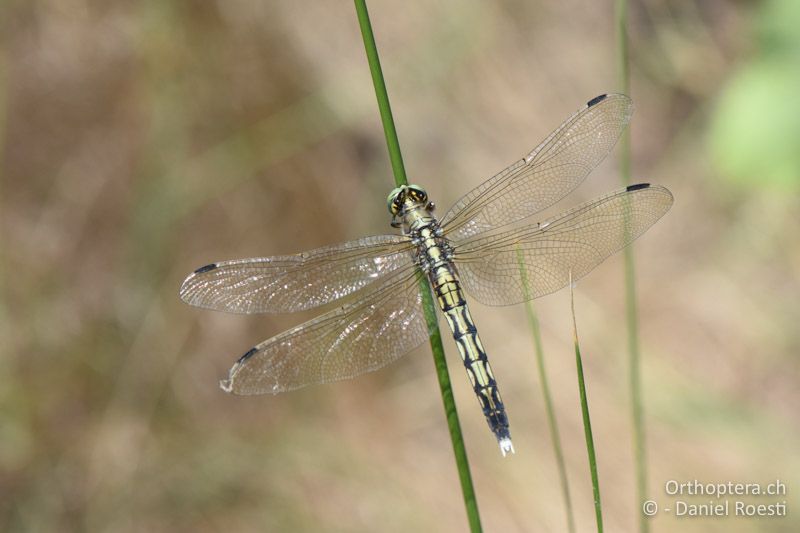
left=354, top=1, right=482, bottom=531
left=517, top=250, right=575, bottom=533
left=570, top=276, right=603, bottom=533
left=615, top=1, right=649, bottom=531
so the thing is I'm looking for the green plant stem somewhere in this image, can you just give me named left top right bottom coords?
left=354, top=0, right=407, bottom=187
left=527, top=302, right=577, bottom=533
left=419, top=279, right=482, bottom=532
left=354, top=2, right=482, bottom=531
left=570, top=281, right=603, bottom=533
left=615, top=1, right=649, bottom=531
left=517, top=250, right=575, bottom=533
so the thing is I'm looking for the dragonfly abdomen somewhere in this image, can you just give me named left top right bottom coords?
left=443, top=300, right=512, bottom=451
left=421, top=240, right=513, bottom=454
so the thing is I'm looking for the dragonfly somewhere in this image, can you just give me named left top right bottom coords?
left=180, top=94, right=673, bottom=456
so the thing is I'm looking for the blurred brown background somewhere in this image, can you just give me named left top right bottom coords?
left=1, top=0, right=799, bottom=531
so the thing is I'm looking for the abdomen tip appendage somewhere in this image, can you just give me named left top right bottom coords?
left=499, top=437, right=515, bottom=457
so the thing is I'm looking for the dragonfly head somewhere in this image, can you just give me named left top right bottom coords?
left=387, top=184, right=429, bottom=219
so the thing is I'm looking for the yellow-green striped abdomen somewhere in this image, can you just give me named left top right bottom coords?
left=414, top=221, right=513, bottom=454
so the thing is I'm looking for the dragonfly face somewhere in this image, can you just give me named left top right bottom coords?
left=388, top=184, right=433, bottom=231
left=180, top=94, right=674, bottom=455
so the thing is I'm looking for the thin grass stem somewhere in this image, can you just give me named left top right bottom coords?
left=354, top=0, right=407, bottom=188
left=570, top=275, right=603, bottom=533
left=615, top=1, right=650, bottom=531
left=354, top=1, right=482, bottom=531
left=516, top=249, right=575, bottom=533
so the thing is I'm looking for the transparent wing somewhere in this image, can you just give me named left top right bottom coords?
left=453, top=184, right=673, bottom=306
left=179, top=234, right=415, bottom=314
left=440, top=94, right=633, bottom=242
left=220, top=268, right=429, bottom=394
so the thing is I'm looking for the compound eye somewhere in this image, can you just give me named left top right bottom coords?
left=407, top=185, right=428, bottom=204
left=386, top=186, right=405, bottom=215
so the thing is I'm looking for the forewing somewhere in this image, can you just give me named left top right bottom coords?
left=453, top=184, right=673, bottom=306
left=179, top=235, right=414, bottom=314
left=220, top=269, right=429, bottom=394
left=441, top=94, right=633, bottom=242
